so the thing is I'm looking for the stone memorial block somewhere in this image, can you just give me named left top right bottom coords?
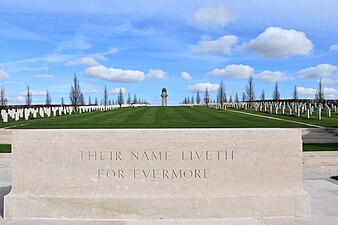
left=5, top=129, right=309, bottom=219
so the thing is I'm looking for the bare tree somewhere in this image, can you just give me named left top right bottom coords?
left=0, top=86, right=8, bottom=106
left=69, top=74, right=82, bottom=109
left=45, top=89, right=52, bottom=106
left=260, top=88, right=265, bottom=101
left=242, top=91, right=246, bottom=102
left=315, top=78, right=324, bottom=103
left=79, top=93, right=85, bottom=105
left=127, top=93, right=131, bottom=105
left=217, top=80, right=226, bottom=106
left=118, top=88, right=124, bottom=107
left=196, top=91, right=201, bottom=105
left=293, top=86, right=298, bottom=102
left=133, top=94, right=138, bottom=104
left=272, top=82, right=280, bottom=101
left=246, top=75, right=255, bottom=102
left=204, top=87, right=210, bottom=106
left=235, top=93, right=239, bottom=103
left=103, top=85, right=109, bottom=109
left=25, top=86, right=32, bottom=107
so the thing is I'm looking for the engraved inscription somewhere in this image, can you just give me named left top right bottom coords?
left=79, top=150, right=234, bottom=180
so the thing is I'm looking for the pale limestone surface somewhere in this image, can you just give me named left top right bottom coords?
left=1, top=155, right=338, bottom=224
left=5, top=129, right=309, bottom=219
left=0, top=218, right=266, bottom=225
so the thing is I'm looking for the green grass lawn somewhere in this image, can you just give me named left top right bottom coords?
left=227, top=107, right=338, bottom=128
left=1, top=143, right=336, bottom=153
left=0, top=106, right=323, bottom=129
left=0, top=144, right=11, bottom=153
left=303, top=143, right=338, bottom=151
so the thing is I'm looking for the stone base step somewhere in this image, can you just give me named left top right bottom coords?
left=303, top=164, right=338, bottom=171
left=302, top=128, right=338, bottom=144
left=303, top=157, right=338, bottom=165
left=0, top=154, right=11, bottom=174
left=303, top=151, right=338, bottom=157
left=0, top=130, right=12, bottom=145
left=0, top=218, right=266, bottom=225
left=303, top=151, right=338, bottom=170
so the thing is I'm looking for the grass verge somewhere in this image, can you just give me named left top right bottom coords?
left=331, top=176, right=338, bottom=181
left=1, top=143, right=337, bottom=153
left=303, top=143, right=338, bottom=151
left=0, top=144, right=11, bottom=153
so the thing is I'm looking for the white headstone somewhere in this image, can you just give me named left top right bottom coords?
left=317, top=107, right=322, bottom=120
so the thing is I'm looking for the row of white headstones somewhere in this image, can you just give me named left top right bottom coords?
left=0, top=104, right=147, bottom=123
left=206, top=102, right=337, bottom=120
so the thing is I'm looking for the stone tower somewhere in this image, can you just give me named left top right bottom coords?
left=161, top=88, right=168, bottom=106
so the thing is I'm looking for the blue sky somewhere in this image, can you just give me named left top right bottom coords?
left=0, top=0, right=338, bottom=105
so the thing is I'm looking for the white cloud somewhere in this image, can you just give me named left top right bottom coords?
left=321, top=78, right=338, bottom=85
left=106, top=47, right=119, bottom=55
left=92, top=47, right=119, bottom=60
left=34, top=74, right=55, bottom=81
left=187, top=82, right=219, bottom=93
left=193, top=4, right=233, bottom=28
left=147, top=69, right=168, bottom=79
left=255, top=70, right=291, bottom=83
left=65, top=57, right=99, bottom=67
left=83, top=89, right=100, bottom=94
left=111, top=87, right=128, bottom=95
left=209, top=64, right=254, bottom=79
left=190, top=35, right=237, bottom=54
left=297, top=87, right=317, bottom=96
left=181, top=72, right=192, bottom=80
left=85, top=65, right=145, bottom=83
left=20, top=90, right=46, bottom=96
left=299, top=64, right=337, bottom=79
left=4, top=81, right=24, bottom=85
left=297, top=87, right=338, bottom=98
left=55, top=38, right=91, bottom=53
left=0, top=70, right=9, bottom=79
left=329, top=44, right=338, bottom=51
left=16, top=96, right=25, bottom=102
left=243, top=27, right=313, bottom=57
left=324, top=87, right=338, bottom=98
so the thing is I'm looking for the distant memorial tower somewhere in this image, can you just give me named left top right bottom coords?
left=161, top=88, right=168, bottom=106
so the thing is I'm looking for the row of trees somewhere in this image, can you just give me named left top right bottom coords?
left=68, top=75, right=148, bottom=108
left=0, top=74, right=148, bottom=108
left=182, top=76, right=326, bottom=105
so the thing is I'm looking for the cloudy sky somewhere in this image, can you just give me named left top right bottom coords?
left=0, top=0, right=338, bottom=105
